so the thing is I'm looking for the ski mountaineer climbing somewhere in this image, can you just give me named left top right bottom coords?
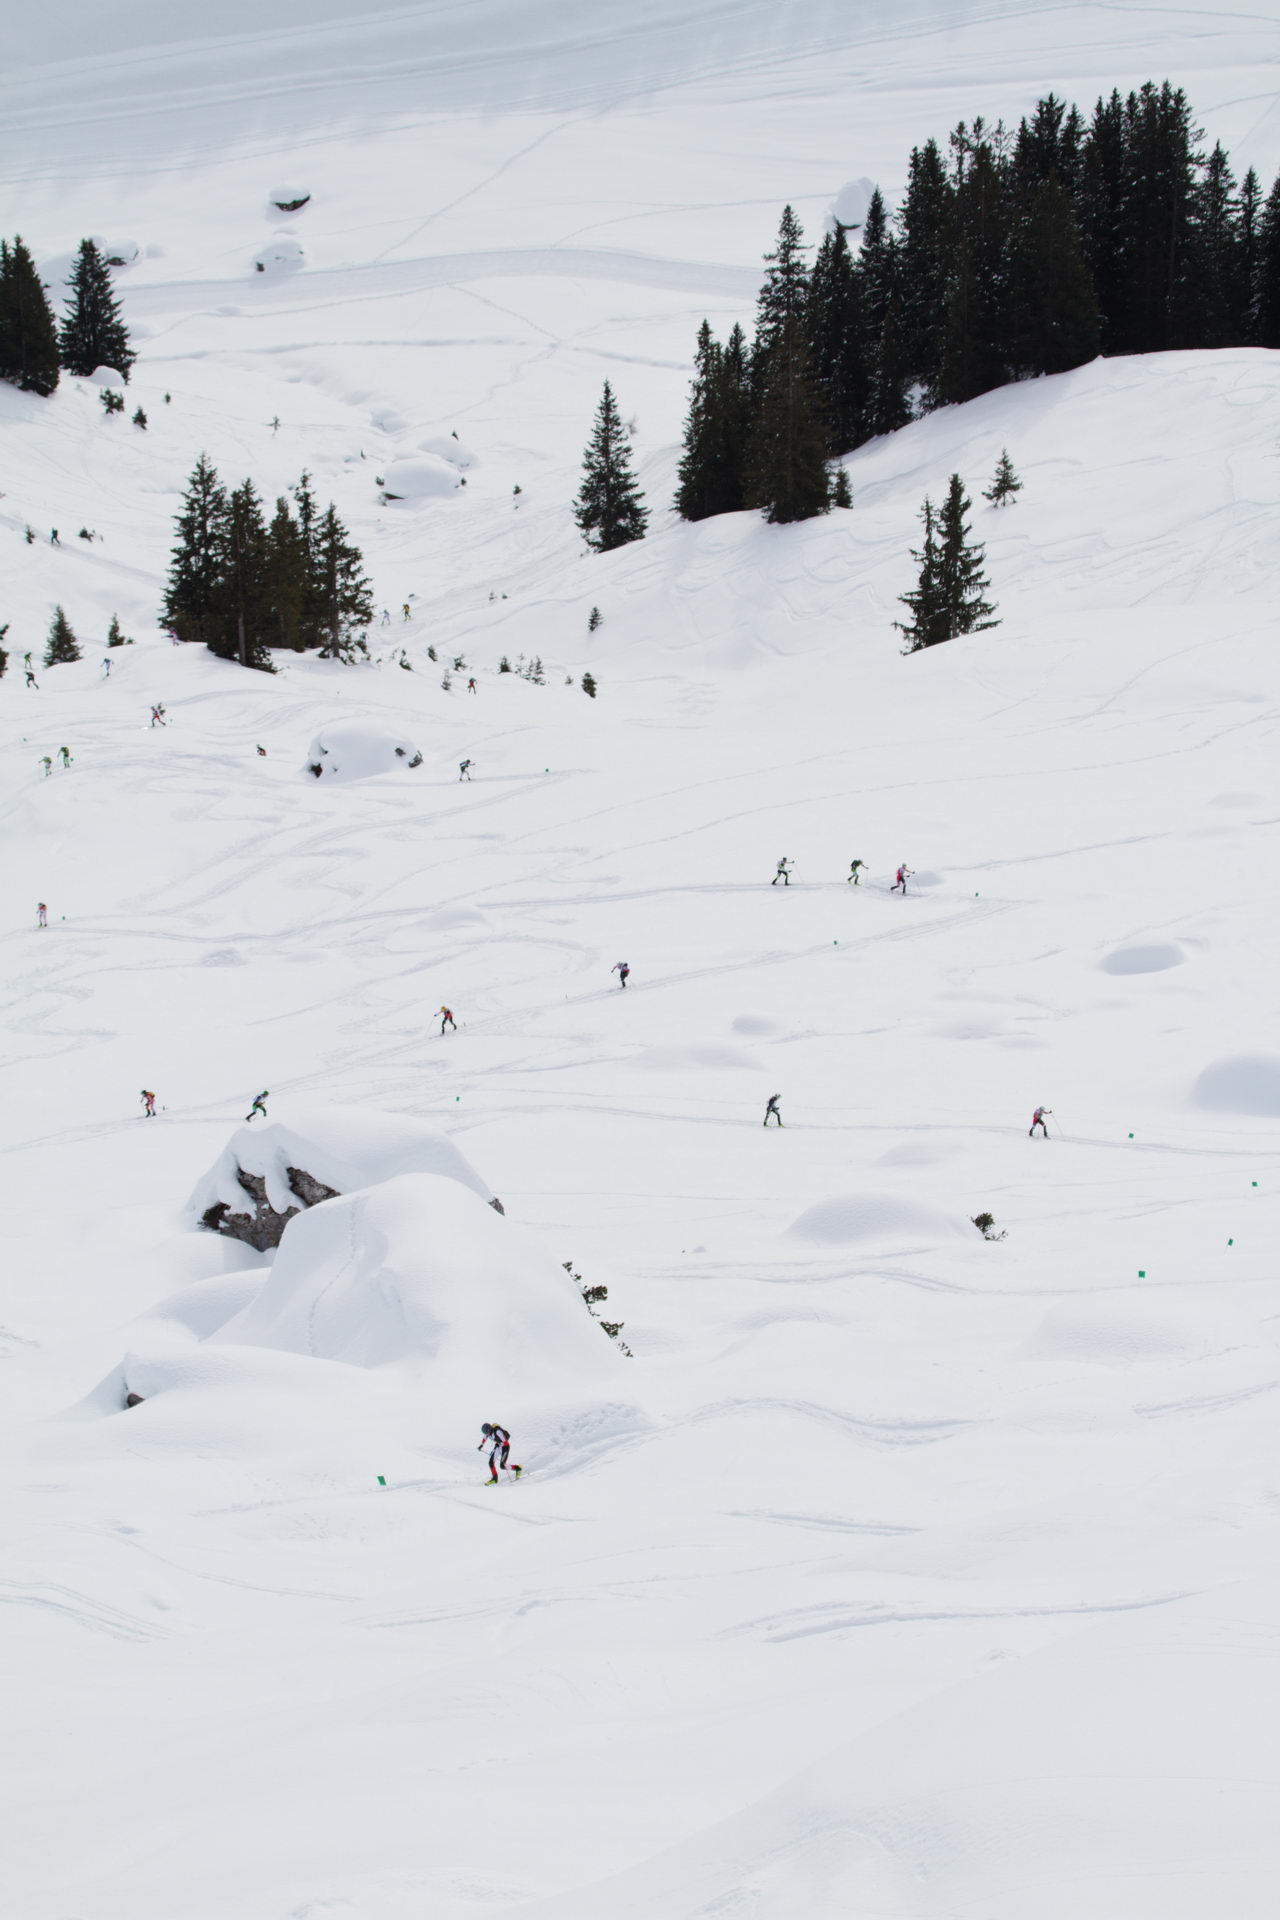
left=25, top=668, right=38, bottom=688
left=891, top=864, right=913, bottom=895
left=772, top=858, right=793, bottom=886
left=467, top=678, right=477, bottom=694
left=478, top=1423, right=521, bottom=1483
left=847, top=859, right=865, bottom=885
left=764, top=1094, right=783, bottom=1127
left=439, top=1005, right=456, bottom=1033
left=459, top=759, right=473, bottom=780
left=59, top=747, right=71, bottom=768
left=256, top=745, right=267, bottom=757
left=150, top=705, right=166, bottom=728
left=41, top=756, right=52, bottom=777
left=141, top=1090, right=157, bottom=1118
left=37, top=903, right=48, bottom=928
left=1030, top=1106, right=1052, bottom=1138
left=612, top=961, right=630, bottom=988
left=245, top=1091, right=269, bottom=1122
left=102, top=658, right=111, bottom=677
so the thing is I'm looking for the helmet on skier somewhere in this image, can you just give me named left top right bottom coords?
left=480, top=1422, right=494, bottom=1437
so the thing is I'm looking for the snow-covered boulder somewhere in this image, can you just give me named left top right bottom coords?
left=253, top=232, right=305, bottom=274
left=1100, top=941, right=1185, bottom=975
left=304, top=721, right=422, bottom=782
left=381, top=454, right=461, bottom=502
left=267, top=185, right=311, bottom=212
left=214, top=1173, right=619, bottom=1388
left=189, top=1104, right=499, bottom=1252
left=91, top=234, right=140, bottom=267
left=827, top=177, right=875, bottom=233
left=784, top=1192, right=967, bottom=1248
left=87, top=365, right=125, bottom=388
left=419, top=434, right=478, bottom=470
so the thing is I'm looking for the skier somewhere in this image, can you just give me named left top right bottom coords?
left=40, top=756, right=52, bottom=777
left=150, top=705, right=167, bottom=728
left=381, top=609, right=391, bottom=626
left=141, top=1090, right=157, bottom=1118
left=478, top=1422, right=521, bottom=1484
left=402, top=602, right=411, bottom=621
left=459, top=759, right=473, bottom=781
left=612, top=961, right=630, bottom=988
left=59, top=747, right=72, bottom=768
left=772, top=858, right=793, bottom=887
left=25, top=668, right=38, bottom=689
left=256, top=745, right=267, bottom=757
left=764, top=1093, right=783, bottom=1127
left=847, top=859, right=865, bottom=885
left=439, top=1005, right=456, bottom=1034
left=245, top=1090, right=269, bottom=1122
left=1029, top=1106, right=1052, bottom=1139
left=50, top=528, right=60, bottom=546
left=36, top=902, right=48, bottom=928
left=467, top=677, right=477, bottom=694
left=102, top=658, right=111, bottom=678
left=891, top=864, right=913, bottom=895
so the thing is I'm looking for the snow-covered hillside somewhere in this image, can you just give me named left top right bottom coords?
left=3, top=6, right=1280, bottom=1919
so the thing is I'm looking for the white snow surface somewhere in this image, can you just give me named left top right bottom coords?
left=3, top=4, right=1280, bottom=1917
left=303, top=720, right=424, bottom=780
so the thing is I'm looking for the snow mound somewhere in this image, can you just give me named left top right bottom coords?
left=784, top=1192, right=966, bottom=1247
left=1192, top=1054, right=1280, bottom=1117
left=633, top=1043, right=757, bottom=1072
left=87, top=366, right=125, bottom=388
left=266, top=185, right=310, bottom=212
left=730, top=1014, right=781, bottom=1037
left=827, top=177, right=874, bottom=232
left=253, top=232, right=304, bottom=273
left=91, top=235, right=140, bottom=267
left=304, top=721, right=423, bottom=781
left=188, top=1103, right=495, bottom=1229
left=419, top=434, right=478, bottom=469
left=381, top=454, right=462, bottom=501
left=214, top=1173, right=620, bottom=1388
left=1028, top=1297, right=1209, bottom=1365
left=1100, top=942, right=1185, bottom=975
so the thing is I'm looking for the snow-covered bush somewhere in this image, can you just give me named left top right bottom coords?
left=303, top=721, right=423, bottom=783
left=267, top=186, right=311, bottom=212
left=252, top=233, right=305, bottom=274
left=381, top=454, right=462, bottom=502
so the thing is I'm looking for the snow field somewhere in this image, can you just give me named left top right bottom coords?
left=3, top=2, right=1280, bottom=1914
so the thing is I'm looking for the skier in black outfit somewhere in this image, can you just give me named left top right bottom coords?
left=479, top=1422, right=521, bottom=1483
left=772, top=858, right=792, bottom=886
left=764, top=1094, right=783, bottom=1127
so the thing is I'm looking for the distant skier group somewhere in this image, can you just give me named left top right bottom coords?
left=772, top=857, right=914, bottom=892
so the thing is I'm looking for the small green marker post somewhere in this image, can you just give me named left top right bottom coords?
left=377, top=1475, right=387, bottom=1487
left=1128, top=1133, right=1135, bottom=1139
left=1252, top=1181, right=1258, bottom=1188
left=1228, top=1239, right=1234, bottom=1247
left=1138, top=1269, right=1146, bottom=1278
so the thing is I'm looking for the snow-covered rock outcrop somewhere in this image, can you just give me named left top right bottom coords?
left=304, top=721, right=422, bottom=781
left=380, top=454, right=461, bottom=501
left=189, top=1104, right=499, bottom=1251
left=253, top=232, right=304, bottom=273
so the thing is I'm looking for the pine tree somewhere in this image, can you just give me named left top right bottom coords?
left=1075, top=89, right=1129, bottom=352
left=0, top=237, right=61, bottom=396
left=895, top=498, right=946, bottom=652
left=59, top=239, right=135, bottom=380
left=1255, top=172, right=1280, bottom=348
left=807, top=224, right=870, bottom=455
left=1189, top=143, right=1244, bottom=346
left=210, top=480, right=273, bottom=670
left=831, top=466, right=852, bottom=508
left=984, top=450, right=1022, bottom=505
left=752, top=206, right=810, bottom=399
left=574, top=382, right=648, bottom=551
left=937, top=474, right=997, bottom=639
left=588, top=606, right=602, bottom=631
left=1239, top=169, right=1263, bottom=342
left=1004, top=175, right=1100, bottom=376
left=674, top=322, right=725, bottom=520
left=266, top=496, right=307, bottom=650
left=107, top=614, right=130, bottom=646
left=935, top=137, right=1011, bottom=406
left=582, top=672, right=598, bottom=698
left=44, top=605, right=81, bottom=667
left=897, top=140, right=955, bottom=395
left=292, top=470, right=323, bottom=644
left=745, top=313, right=831, bottom=524
left=161, top=454, right=227, bottom=648
left=859, top=200, right=912, bottom=436
left=314, top=504, right=374, bottom=656
left=1113, top=82, right=1204, bottom=353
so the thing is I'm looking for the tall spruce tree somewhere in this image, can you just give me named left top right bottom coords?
left=935, top=136, right=1011, bottom=406
left=752, top=206, right=810, bottom=401
left=59, top=239, right=135, bottom=380
left=675, top=322, right=725, bottom=521
left=898, top=476, right=997, bottom=651
left=162, top=454, right=227, bottom=647
left=745, top=312, right=831, bottom=524
left=0, top=237, right=61, bottom=395
left=314, top=504, right=374, bottom=656
left=210, top=479, right=273, bottom=671
left=1239, top=169, right=1263, bottom=342
left=44, top=605, right=81, bottom=667
left=1113, top=82, right=1204, bottom=352
left=1004, top=175, right=1100, bottom=375
left=574, top=382, right=648, bottom=551
left=897, top=139, right=955, bottom=395
left=895, top=498, right=945, bottom=651
left=859, top=198, right=912, bottom=436
left=266, top=496, right=307, bottom=650
left=807, top=224, right=870, bottom=455
left=1075, top=89, right=1129, bottom=351
left=1255, top=172, right=1280, bottom=348
left=1189, top=143, right=1244, bottom=347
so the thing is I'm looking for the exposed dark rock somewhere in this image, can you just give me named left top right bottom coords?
left=490, top=1196, right=505, bottom=1215
left=272, top=195, right=311, bottom=212
left=124, top=1391, right=145, bottom=1408
left=200, top=1164, right=340, bottom=1252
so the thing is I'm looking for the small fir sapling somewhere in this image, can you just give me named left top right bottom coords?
left=44, top=604, right=81, bottom=666
left=99, top=389, right=125, bottom=415
left=831, top=466, right=853, bottom=507
left=498, top=655, right=511, bottom=672
left=24, top=526, right=34, bottom=544
left=983, top=449, right=1022, bottom=506
left=453, top=654, right=465, bottom=670
left=588, top=605, right=602, bottom=631
left=132, top=407, right=147, bottom=429
left=971, top=1212, right=1007, bottom=1241
left=582, top=671, right=598, bottom=698
left=106, top=614, right=131, bottom=646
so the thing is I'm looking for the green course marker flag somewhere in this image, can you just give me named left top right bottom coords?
left=1138, top=1269, right=1146, bottom=1278
left=377, top=1475, right=387, bottom=1487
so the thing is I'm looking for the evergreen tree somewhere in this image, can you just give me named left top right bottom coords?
left=1075, top=89, right=1129, bottom=351
left=807, top=224, right=870, bottom=455
left=266, top=496, right=307, bottom=650
left=0, top=237, right=61, bottom=396
left=745, top=313, right=830, bottom=524
left=574, top=382, right=648, bottom=551
left=675, top=322, right=725, bottom=520
left=1189, top=143, right=1244, bottom=346
left=859, top=201, right=912, bottom=435
left=897, top=139, right=955, bottom=395
left=831, top=466, right=852, bottom=508
left=582, top=672, right=598, bottom=698
left=107, top=614, right=130, bottom=646
left=936, top=474, right=997, bottom=639
left=292, top=469, right=323, bottom=644
left=314, top=504, right=374, bottom=656
left=44, top=605, right=81, bottom=667
left=935, top=137, right=1012, bottom=406
left=895, top=498, right=946, bottom=651
left=714, top=323, right=753, bottom=509
left=1255, top=172, right=1280, bottom=348
left=1239, top=169, right=1263, bottom=342
left=161, top=454, right=227, bottom=648
left=1113, top=82, right=1204, bottom=352
left=210, top=479, right=273, bottom=671
left=1004, top=175, right=1100, bottom=376
left=984, top=449, right=1022, bottom=505
left=752, top=206, right=810, bottom=398
left=59, top=239, right=135, bottom=380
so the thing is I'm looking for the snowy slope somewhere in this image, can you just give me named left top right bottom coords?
left=4, top=6, right=1280, bottom=1919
